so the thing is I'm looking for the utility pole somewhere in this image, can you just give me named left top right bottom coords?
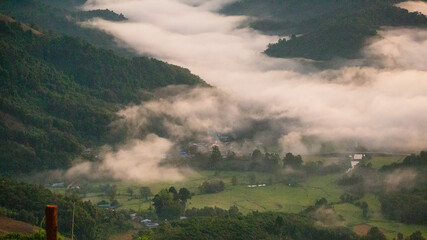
left=71, top=202, right=75, bottom=240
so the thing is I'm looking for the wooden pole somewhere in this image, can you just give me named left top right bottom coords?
left=45, top=205, right=58, bottom=240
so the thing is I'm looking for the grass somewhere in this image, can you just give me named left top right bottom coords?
left=368, top=155, right=406, bottom=169
left=63, top=171, right=343, bottom=214
left=48, top=154, right=426, bottom=238
left=333, top=193, right=427, bottom=239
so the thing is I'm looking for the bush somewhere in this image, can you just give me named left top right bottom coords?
left=199, top=180, right=225, bottom=194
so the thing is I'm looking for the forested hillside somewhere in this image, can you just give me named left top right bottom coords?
left=0, top=19, right=206, bottom=174
left=0, top=178, right=131, bottom=239
left=0, top=0, right=130, bottom=55
left=138, top=212, right=362, bottom=240
left=222, top=0, right=427, bottom=60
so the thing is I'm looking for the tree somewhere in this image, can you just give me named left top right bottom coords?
left=360, top=202, right=369, bottom=218
left=397, top=232, right=404, bottom=240
left=210, top=145, right=222, bottom=169
left=251, top=149, right=263, bottom=162
left=200, top=180, right=225, bottom=194
left=366, top=227, right=387, bottom=240
left=152, top=188, right=186, bottom=220
left=178, top=188, right=191, bottom=203
left=169, top=186, right=178, bottom=200
left=228, top=205, right=239, bottom=216
left=152, top=189, right=174, bottom=217
left=226, top=151, right=236, bottom=161
left=283, top=153, right=303, bottom=169
left=139, top=186, right=152, bottom=201
left=127, top=187, right=134, bottom=198
left=315, top=198, right=328, bottom=208
left=231, top=176, right=238, bottom=186
left=107, top=185, right=118, bottom=203
left=248, top=173, right=256, bottom=185
left=263, top=152, right=281, bottom=171
left=409, top=231, right=425, bottom=240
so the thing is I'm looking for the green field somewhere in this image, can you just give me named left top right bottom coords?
left=334, top=193, right=427, bottom=239
left=48, top=154, right=426, bottom=238
left=368, top=155, right=406, bottom=169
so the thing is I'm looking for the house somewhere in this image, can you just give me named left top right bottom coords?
left=353, top=154, right=364, bottom=160
left=51, top=182, right=64, bottom=188
left=141, top=219, right=159, bottom=228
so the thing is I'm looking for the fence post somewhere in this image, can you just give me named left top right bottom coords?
left=45, top=205, right=58, bottom=240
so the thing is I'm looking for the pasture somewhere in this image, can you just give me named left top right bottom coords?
left=48, top=154, right=427, bottom=238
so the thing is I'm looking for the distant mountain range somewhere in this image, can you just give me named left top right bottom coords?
left=221, top=0, right=427, bottom=60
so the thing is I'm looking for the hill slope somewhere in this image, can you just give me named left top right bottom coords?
left=0, top=0, right=131, bottom=56
left=0, top=19, right=206, bottom=174
left=0, top=216, right=39, bottom=236
left=222, top=0, right=427, bottom=60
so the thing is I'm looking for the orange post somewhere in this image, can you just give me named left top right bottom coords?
left=45, top=205, right=58, bottom=240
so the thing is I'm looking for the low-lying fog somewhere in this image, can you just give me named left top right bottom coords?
left=66, top=0, right=427, bottom=182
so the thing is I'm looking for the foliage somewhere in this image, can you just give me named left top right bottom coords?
left=337, top=174, right=364, bottom=186
left=210, top=145, right=222, bottom=170
left=380, top=151, right=427, bottom=171
left=283, top=152, right=303, bottom=169
left=0, top=231, right=64, bottom=240
left=223, top=0, right=427, bottom=60
left=0, top=0, right=131, bottom=55
left=139, top=187, right=153, bottom=201
left=199, top=179, right=225, bottom=194
left=379, top=189, right=427, bottom=225
left=265, top=3, right=427, bottom=60
left=366, top=227, right=387, bottom=240
left=0, top=177, right=131, bottom=240
left=152, top=187, right=191, bottom=220
left=137, top=212, right=361, bottom=240
left=0, top=19, right=205, bottom=174
left=185, top=205, right=240, bottom=218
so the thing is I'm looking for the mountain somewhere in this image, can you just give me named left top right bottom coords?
left=0, top=0, right=132, bottom=56
left=221, top=0, right=427, bottom=60
left=0, top=17, right=206, bottom=174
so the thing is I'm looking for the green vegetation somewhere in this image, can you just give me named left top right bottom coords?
left=138, top=212, right=361, bottom=240
left=378, top=152, right=427, bottom=226
left=7, top=154, right=427, bottom=239
left=0, top=0, right=131, bottom=55
left=0, top=231, right=63, bottom=240
left=152, top=187, right=191, bottom=220
left=0, top=178, right=131, bottom=240
left=222, top=0, right=427, bottom=60
left=380, top=151, right=427, bottom=171
left=199, top=179, right=225, bottom=194
left=0, top=19, right=205, bottom=174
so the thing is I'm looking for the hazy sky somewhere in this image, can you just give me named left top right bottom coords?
left=81, top=0, right=427, bottom=154
left=397, top=1, right=427, bottom=15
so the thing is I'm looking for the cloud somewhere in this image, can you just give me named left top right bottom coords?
left=383, top=169, right=418, bottom=192
left=66, top=134, right=188, bottom=183
left=396, top=1, right=427, bottom=15
left=80, top=0, right=427, bottom=155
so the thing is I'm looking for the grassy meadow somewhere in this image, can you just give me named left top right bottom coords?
left=48, top=154, right=427, bottom=238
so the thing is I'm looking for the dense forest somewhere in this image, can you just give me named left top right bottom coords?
left=0, top=0, right=131, bottom=56
left=221, top=0, right=427, bottom=60
left=0, top=19, right=205, bottom=174
left=0, top=178, right=131, bottom=239
left=137, top=211, right=363, bottom=240
left=378, top=152, right=427, bottom=225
